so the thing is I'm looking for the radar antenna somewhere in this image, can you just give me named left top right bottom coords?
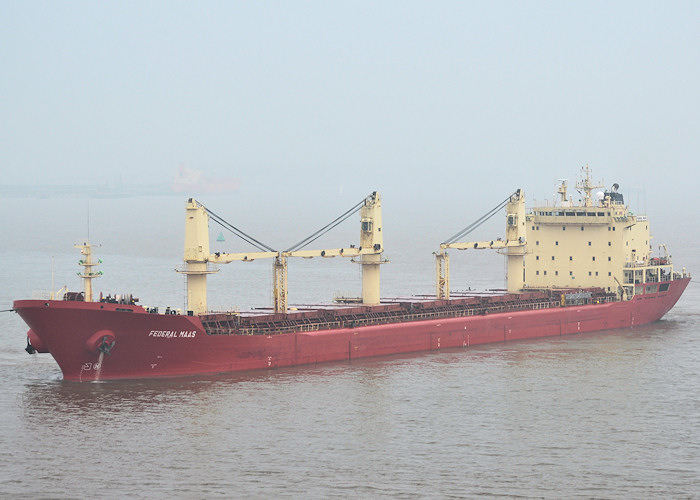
left=575, top=164, right=605, bottom=207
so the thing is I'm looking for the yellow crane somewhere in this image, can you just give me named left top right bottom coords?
left=435, top=189, right=527, bottom=299
left=178, top=193, right=385, bottom=315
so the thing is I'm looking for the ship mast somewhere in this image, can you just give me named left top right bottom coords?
left=358, top=193, right=383, bottom=305
left=179, top=199, right=220, bottom=315
left=75, top=241, right=101, bottom=302
left=575, top=164, right=604, bottom=207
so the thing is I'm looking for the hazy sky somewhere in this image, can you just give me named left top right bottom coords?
left=2, top=1, right=699, bottom=208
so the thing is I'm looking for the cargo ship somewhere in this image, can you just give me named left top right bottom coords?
left=14, top=167, right=691, bottom=382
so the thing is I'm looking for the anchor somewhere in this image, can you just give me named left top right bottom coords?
left=25, top=337, right=36, bottom=355
left=97, top=336, right=116, bottom=355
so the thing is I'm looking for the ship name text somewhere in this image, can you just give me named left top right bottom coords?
left=148, top=330, right=197, bottom=338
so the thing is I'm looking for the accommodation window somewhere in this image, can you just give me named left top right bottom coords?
left=552, top=256, right=555, bottom=260
left=544, top=271, right=547, bottom=275
left=581, top=226, right=584, bottom=231
left=592, top=256, right=596, bottom=261
left=608, top=272, right=612, bottom=276
left=589, top=271, right=592, bottom=276
left=569, top=256, right=573, bottom=261
left=563, top=226, right=566, bottom=231
left=536, top=241, right=539, bottom=245
left=613, top=227, right=616, bottom=231
left=536, top=271, right=540, bottom=275
left=596, top=271, right=599, bottom=276
left=556, top=241, right=559, bottom=246
left=588, top=241, right=592, bottom=246
left=569, top=271, right=573, bottom=275
left=608, top=242, right=611, bottom=246
left=608, top=257, right=611, bottom=261
left=536, top=256, right=539, bottom=260
left=555, top=271, right=559, bottom=276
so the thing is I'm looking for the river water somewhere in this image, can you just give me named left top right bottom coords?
left=0, top=196, right=698, bottom=498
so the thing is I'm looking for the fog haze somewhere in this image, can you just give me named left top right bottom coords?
left=1, top=1, right=698, bottom=258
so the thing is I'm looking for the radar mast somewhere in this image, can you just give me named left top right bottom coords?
left=575, top=164, right=605, bottom=207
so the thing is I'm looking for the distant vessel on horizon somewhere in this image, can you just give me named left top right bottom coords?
left=170, top=165, right=239, bottom=194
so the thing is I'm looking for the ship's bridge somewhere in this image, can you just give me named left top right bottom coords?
left=528, top=209, right=614, bottom=225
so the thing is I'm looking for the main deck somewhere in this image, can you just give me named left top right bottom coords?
left=199, top=288, right=618, bottom=336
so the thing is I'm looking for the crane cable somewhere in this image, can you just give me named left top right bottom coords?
left=285, top=193, right=374, bottom=252
left=203, top=207, right=276, bottom=252
left=442, top=191, right=517, bottom=245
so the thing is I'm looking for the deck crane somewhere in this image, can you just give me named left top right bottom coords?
left=178, top=193, right=385, bottom=315
left=435, top=189, right=527, bottom=299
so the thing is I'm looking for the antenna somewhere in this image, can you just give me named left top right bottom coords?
left=87, top=201, right=90, bottom=241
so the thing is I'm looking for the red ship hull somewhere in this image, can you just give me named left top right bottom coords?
left=14, top=278, right=690, bottom=382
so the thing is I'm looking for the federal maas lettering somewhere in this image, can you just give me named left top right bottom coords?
left=148, top=330, right=196, bottom=338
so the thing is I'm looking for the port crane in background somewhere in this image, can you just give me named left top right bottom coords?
left=435, top=189, right=527, bottom=299
left=178, top=192, right=385, bottom=315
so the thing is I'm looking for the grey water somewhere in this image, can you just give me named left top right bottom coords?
left=0, top=196, right=698, bottom=499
